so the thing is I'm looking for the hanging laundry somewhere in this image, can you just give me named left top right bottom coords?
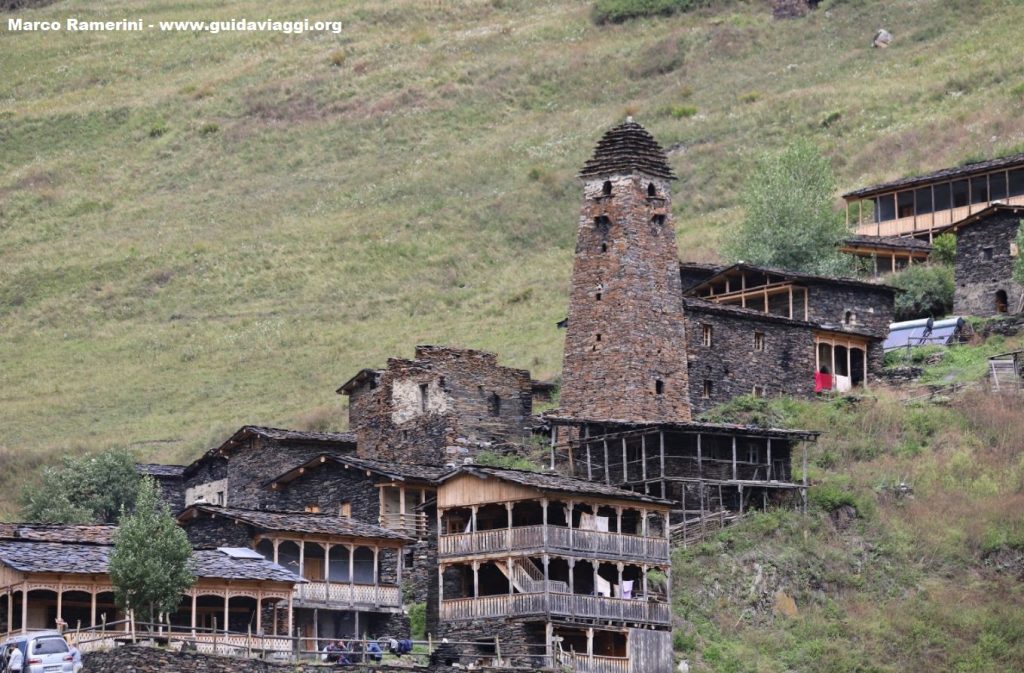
left=621, top=580, right=633, bottom=599
left=595, top=575, right=611, bottom=597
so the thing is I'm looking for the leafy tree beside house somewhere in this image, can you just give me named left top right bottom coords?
left=22, top=447, right=140, bottom=524
left=109, top=477, right=194, bottom=626
left=1015, top=220, right=1024, bottom=288
left=725, top=140, right=853, bottom=276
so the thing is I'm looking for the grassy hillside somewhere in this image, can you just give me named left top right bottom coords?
left=4, top=0, right=1024, bottom=508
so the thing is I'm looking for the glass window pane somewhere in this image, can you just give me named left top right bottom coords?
left=952, top=180, right=970, bottom=207
left=990, top=171, right=1008, bottom=200
left=970, top=176, right=989, bottom=204
left=914, top=187, right=933, bottom=215
left=933, top=183, right=951, bottom=211
left=1010, top=169, right=1024, bottom=197
left=875, top=195, right=896, bottom=222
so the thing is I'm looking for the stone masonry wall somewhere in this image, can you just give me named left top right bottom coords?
left=685, top=306, right=816, bottom=416
left=805, top=282, right=896, bottom=337
left=349, top=346, right=533, bottom=465
left=83, top=645, right=518, bottom=673
left=228, top=438, right=352, bottom=510
left=437, top=619, right=548, bottom=669
left=561, top=174, right=692, bottom=423
left=268, top=461, right=380, bottom=520
left=955, top=210, right=1024, bottom=317
left=181, top=515, right=255, bottom=549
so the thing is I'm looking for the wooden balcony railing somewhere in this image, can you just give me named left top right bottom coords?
left=294, top=581, right=401, bottom=608
left=560, top=652, right=631, bottom=673
left=440, top=592, right=670, bottom=625
left=439, top=525, right=669, bottom=561
left=853, top=194, right=1024, bottom=238
left=380, top=512, right=429, bottom=538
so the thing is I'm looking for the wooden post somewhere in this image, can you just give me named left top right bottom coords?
left=56, top=583, right=62, bottom=628
left=473, top=562, right=480, bottom=598
left=659, top=431, right=665, bottom=483
left=223, top=594, right=229, bottom=638
left=586, top=441, right=592, bottom=481
left=507, top=558, right=514, bottom=596
left=697, top=433, right=703, bottom=480
left=21, top=582, right=27, bottom=634
left=89, top=590, right=97, bottom=629
left=731, top=436, right=737, bottom=481
left=298, top=540, right=305, bottom=581
left=568, top=559, right=575, bottom=595
left=641, top=434, right=648, bottom=485
left=542, top=499, right=549, bottom=548
left=372, top=546, right=380, bottom=604
left=621, top=437, right=628, bottom=483
left=766, top=439, right=772, bottom=481
left=803, top=287, right=809, bottom=321
left=348, top=544, right=355, bottom=607
left=286, top=594, right=293, bottom=644
left=256, top=592, right=262, bottom=635
left=506, top=502, right=514, bottom=552
left=190, top=592, right=197, bottom=632
left=603, top=439, right=610, bottom=485
left=788, top=285, right=794, bottom=319
left=438, top=564, right=444, bottom=604
left=550, top=429, right=556, bottom=470
left=396, top=543, right=403, bottom=586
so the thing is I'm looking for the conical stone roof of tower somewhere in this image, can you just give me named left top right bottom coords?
left=578, top=118, right=677, bottom=181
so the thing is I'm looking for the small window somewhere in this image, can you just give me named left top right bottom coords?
left=305, top=504, right=321, bottom=514
left=596, top=334, right=602, bottom=342
left=339, top=502, right=352, bottom=518
left=647, top=182, right=657, bottom=197
left=603, top=181, right=612, bottom=196
left=983, top=247, right=994, bottom=261
left=601, top=242, right=608, bottom=253
left=215, top=491, right=224, bottom=506
left=702, top=324, right=713, bottom=347
left=419, top=383, right=429, bottom=412
left=753, top=332, right=765, bottom=352
left=488, top=392, right=501, bottom=416
left=702, top=380, right=713, bottom=399
left=844, top=311, right=856, bottom=325
left=594, top=215, right=610, bottom=227
left=752, top=385, right=766, bottom=398
left=996, top=290, right=1009, bottom=314
left=596, top=292, right=602, bottom=301
left=652, top=214, right=666, bottom=226
left=655, top=379, right=664, bottom=395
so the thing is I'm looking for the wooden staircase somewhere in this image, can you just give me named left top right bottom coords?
left=498, top=557, right=568, bottom=594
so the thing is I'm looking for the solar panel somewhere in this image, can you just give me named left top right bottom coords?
left=217, top=547, right=265, bottom=560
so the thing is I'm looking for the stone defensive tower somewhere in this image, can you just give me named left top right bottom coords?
left=560, top=119, right=692, bottom=423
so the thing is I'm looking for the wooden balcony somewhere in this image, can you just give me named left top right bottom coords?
left=438, top=525, right=669, bottom=562
left=853, top=194, right=1024, bottom=238
left=293, top=581, right=402, bottom=610
left=560, top=652, right=631, bottom=673
left=440, top=592, right=670, bottom=625
left=380, top=512, right=429, bottom=538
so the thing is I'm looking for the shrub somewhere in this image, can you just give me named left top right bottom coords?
left=199, top=122, right=219, bottom=136
left=891, top=264, right=954, bottom=320
left=408, top=602, right=427, bottom=639
left=148, top=121, right=169, bottom=138
left=328, top=50, right=347, bottom=67
left=931, top=233, right=956, bottom=265
left=808, top=482, right=857, bottom=513
left=592, top=0, right=706, bottom=24
left=22, top=447, right=141, bottom=524
left=669, top=105, right=698, bottom=119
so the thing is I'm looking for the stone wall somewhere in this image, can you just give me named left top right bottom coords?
left=805, top=282, right=896, bottom=337
left=685, top=305, right=816, bottom=415
left=347, top=345, right=534, bottom=465
left=269, top=461, right=380, bottom=521
left=561, top=173, right=692, bottom=423
left=955, top=210, right=1024, bottom=317
left=83, top=644, right=517, bottom=673
left=437, top=619, right=548, bottom=669
left=181, top=515, right=255, bottom=549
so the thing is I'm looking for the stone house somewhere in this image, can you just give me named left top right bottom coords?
left=434, top=465, right=673, bottom=673
left=842, top=151, right=1024, bottom=241
left=136, top=463, right=186, bottom=513
left=261, top=453, right=447, bottom=630
left=0, top=523, right=302, bottom=648
left=177, top=504, right=411, bottom=648
left=180, top=426, right=357, bottom=510
left=945, top=204, right=1024, bottom=317
left=339, top=345, right=535, bottom=465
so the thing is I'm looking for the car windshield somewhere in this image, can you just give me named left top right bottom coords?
left=33, top=638, right=67, bottom=655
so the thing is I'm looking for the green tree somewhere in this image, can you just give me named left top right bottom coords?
left=891, top=264, right=955, bottom=321
left=22, top=447, right=141, bottom=524
left=726, top=141, right=853, bottom=276
left=109, top=477, right=195, bottom=625
left=931, top=233, right=957, bottom=266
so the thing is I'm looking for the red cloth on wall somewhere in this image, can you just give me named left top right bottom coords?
left=814, top=372, right=833, bottom=393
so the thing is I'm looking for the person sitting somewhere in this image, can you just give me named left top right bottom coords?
left=366, top=640, right=383, bottom=663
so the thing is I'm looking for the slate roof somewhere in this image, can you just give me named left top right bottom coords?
left=579, top=119, right=676, bottom=180
left=0, top=524, right=117, bottom=545
left=934, top=203, right=1024, bottom=234
left=265, top=453, right=448, bottom=488
left=184, top=425, right=357, bottom=477
left=0, top=540, right=303, bottom=584
left=179, top=504, right=412, bottom=542
left=136, top=463, right=186, bottom=478
left=843, top=152, right=1024, bottom=199
left=438, top=466, right=672, bottom=506
left=842, top=235, right=933, bottom=252
left=337, top=368, right=384, bottom=395
left=684, top=262, right=898, bottom=295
